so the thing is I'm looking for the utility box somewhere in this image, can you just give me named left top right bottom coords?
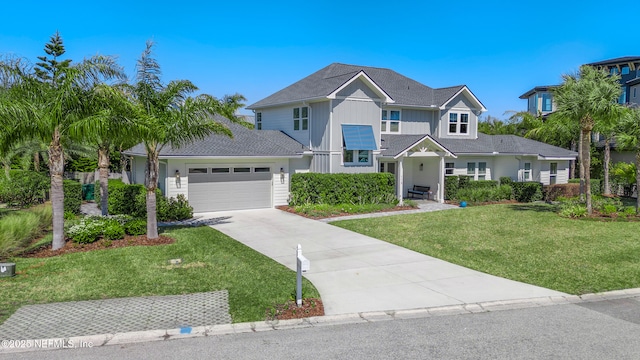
left=0, top=263, right=16, bottom=278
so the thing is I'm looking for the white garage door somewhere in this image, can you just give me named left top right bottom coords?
left=187, top=165, right=272, bottom=212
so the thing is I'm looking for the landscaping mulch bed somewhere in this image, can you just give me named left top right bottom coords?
left=21, top=235, right=175, bottom=258
left=266, top=298, right=324, bottom=320
left=276, top=205, right=416, bottom=219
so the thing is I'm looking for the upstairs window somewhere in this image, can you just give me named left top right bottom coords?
left=256, top=112, right=262, bottom=130
left=293, top=107, right=308, bottom=131
left=528, top=94, right=538, bottom=114
left=381, top=110, right=400, bottom=133
left=448, top=112, right=470, bottom=134
left=621, top=66, right=630, bottom=75
left=541, top=93, right=553, bottom=112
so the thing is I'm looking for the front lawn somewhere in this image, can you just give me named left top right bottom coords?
left=333, top=203, right=640, bottom=294
left=0, top=226, right=319, bottom=324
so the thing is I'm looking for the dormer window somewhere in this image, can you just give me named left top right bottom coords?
left=381, top=110, right=400, bottom=133
left=448, top=112, right=469, bottom=135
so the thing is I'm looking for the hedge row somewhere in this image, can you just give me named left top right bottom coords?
left=63, top=180, right=82, bottom=214
left=290, top=173, right=396, bottom=206
left=445, top=175, right=543, bottom=203
left=568, top=178, right=602, bottom=196
left=106, top=180, right=193, bottom=221
left=0, top=170, right=49, bottom=208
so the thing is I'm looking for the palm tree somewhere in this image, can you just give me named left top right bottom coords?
left=553, top=65, right=623, bottom=214
left=617, top=107, right=640, bottom=212
left=70, top=83, right=138, bottom=216
left=0, top=32, right=124, bottom=249
left=126, top=41, right=245, bottom=239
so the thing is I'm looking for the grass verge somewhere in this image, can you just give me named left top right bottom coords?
left=0, top=203, right=52, bottom=260
left=0, top=226, right=319, bottom=324
left=333, top=203, right=640, bottom=295
left=287, top=202, right=416, bottom=218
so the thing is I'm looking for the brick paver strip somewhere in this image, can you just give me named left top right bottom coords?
left=0, top=291, right=231, bottom=340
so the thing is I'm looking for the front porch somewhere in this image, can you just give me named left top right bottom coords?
left=379, top=134, right=456, bottom=204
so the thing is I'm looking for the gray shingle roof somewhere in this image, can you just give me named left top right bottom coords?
left=247, top=63, right=476, bottom=109
left=435, top=134, right=577, bottom=158
left=381, top=133, right=577, bottom=158
left=124, top=117, right=309, bottom=158
left=585, top=56, right=640, bottom=67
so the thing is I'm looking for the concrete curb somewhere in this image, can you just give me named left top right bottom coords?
left=2, top=288, right=639, bottom=354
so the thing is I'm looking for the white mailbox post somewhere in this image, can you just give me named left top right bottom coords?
left=296, top=244, right=310, bottom=307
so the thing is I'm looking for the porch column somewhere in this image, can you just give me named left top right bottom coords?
left=397, top=157, right=404, bottom=204
left=438, top=155, right=445, bottom=204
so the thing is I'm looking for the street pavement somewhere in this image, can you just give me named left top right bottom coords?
left=4, top=296, right=640, bottom=359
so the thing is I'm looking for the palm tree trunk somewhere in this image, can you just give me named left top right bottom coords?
left=145, top=149, right=159, bottom=239
left=636, top=151, right=640, bottom=213
left=570, top=139, right=577, bottom=179
left=603, top=137, right=611, bottom=195
left=49, top=129, right=65, bottom=250
left=582, top=128, right=592, bottom=215
left=98, top=146, right=109, bottom=216
left=578, top=131, right=585, bottom=200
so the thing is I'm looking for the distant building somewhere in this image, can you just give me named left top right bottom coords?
left=585, top=56, right=640, bottom=106
left=518, top=86, right=558, bottom=116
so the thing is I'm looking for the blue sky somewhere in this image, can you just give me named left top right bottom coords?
left=0, top=1, right=634, bottom=119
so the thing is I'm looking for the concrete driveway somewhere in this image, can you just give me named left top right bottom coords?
left=204, top=209, right=565, bottom=315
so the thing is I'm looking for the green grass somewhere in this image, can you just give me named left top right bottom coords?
left=333, top=203, right=640, bottom=295
left=292, top=202, right=415, bottom=218
left=0, top=226, right=319, bottom=324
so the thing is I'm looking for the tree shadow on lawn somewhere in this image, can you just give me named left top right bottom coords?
left=507, top=203, right=558, bottom=213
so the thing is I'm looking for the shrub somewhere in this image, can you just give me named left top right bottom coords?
left=103, top=222, right=125, bottom=240
left=66, top=217, right=104, bottom=244
left=63, top=180, right=82, bottom=214
left=289, top=173, right=396, bottom=206
left=601, top=204, right=617, bottom=216
left=0, top=170, right=49, bottom=207
left=125, top=219, right=147, bottom=236
left=465, top=180, right=499, bottom=190
left=559, top=204, right=588, bottom=218
left=444, top=176, right=459, bottom=200
left=0, top=204, right=51, bottom=260
left=511, top=182, right=543, bottom=203
left=544, top=184, right=580, bottom=201
left=590, top=179, right=602, bottom=196
left=159, top=194, right=193, bottom=221
left=457, top=176, right=470, bottom=190
left=456, top=185, right=512, bottom=203
left=499, top=177, right=513, bottom=185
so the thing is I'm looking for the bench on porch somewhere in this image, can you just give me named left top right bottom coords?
left=407, top=185, right=431, bottom=200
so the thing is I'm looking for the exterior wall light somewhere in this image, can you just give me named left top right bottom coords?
left=419, top=163, right=424, bottom=171
left=280, top=167, right=285, bottom=184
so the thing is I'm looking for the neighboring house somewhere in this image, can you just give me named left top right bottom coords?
left=585, top=56, right=640, bottom=106
left=125, top=63, right=576, bottom=213
left=518, top=86, right=557, bottom=116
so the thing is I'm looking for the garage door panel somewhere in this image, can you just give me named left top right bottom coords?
left=188, top=178, right=272, bottom=212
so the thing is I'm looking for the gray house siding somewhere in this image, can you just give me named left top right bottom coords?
left=310, top=153, right=331, bottom=173
left=260, top=105, right=310, bottom=146
left=438, top=93, right=479, bottom=139
left=400, top=109, right=436, bottom=135
left=310, top=101, right=331, bottom=151
left=336, top=78, right=381, bottom=100
left=330, top=99, right=381, bottom=150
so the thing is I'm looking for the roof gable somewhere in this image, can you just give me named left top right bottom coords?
left=248, top=63, right=483, bottom=110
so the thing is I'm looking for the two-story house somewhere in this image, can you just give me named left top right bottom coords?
left=125, top=63, right=576, bottom=213
left=518, top=86, right=558, bottom=116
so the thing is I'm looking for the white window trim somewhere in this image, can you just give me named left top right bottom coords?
left=447, top=111, right=470, bottom=135
left=256, top=112, right=262, bottom=130
left=381, top=109, right=401, bottom=134
left=343, top=149, right=372, bottom=166
left=293, top=106, right=309, bottom=131
left=445, top=162, right=455, bottom=176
